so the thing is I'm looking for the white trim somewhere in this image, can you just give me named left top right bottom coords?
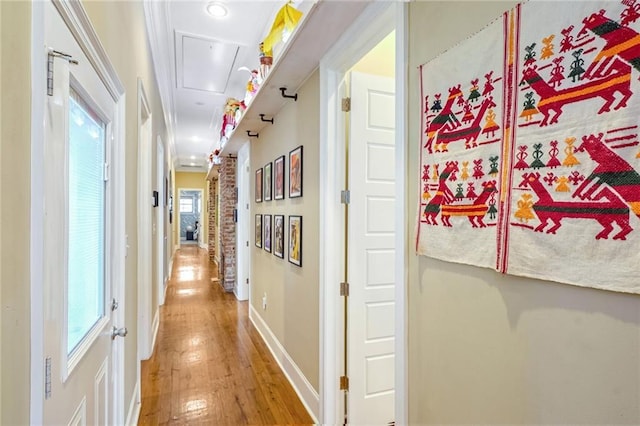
left=125, top=381, right=141, bottom=426
left=112, top=92, right=127, bottom=426
left=151, top=308, right=160, bottom=355
left=319, top=3, right=406, bottom=425
left=394, top=4, right=409, bottom=425
left=137, top=79, right=153, bottom=362
left=30, top=3, right=46, bottom=424
left=156, top=137, right=166, bottom=306
left=249, top=305, right=319, bottom=422
left=143, top=1, right=177, bottom=161
left=199, top=243, right=209, bottom=250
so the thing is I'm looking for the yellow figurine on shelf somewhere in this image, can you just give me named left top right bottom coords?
left=260, top=2, right=302, bottom=79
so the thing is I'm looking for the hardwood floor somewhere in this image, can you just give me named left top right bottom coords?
left=139, top=246, right=313, bottom=425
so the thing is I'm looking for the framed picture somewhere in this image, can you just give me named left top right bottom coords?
left=274, top=155, right=285, bottom=200
left=289, top=145, right=303, bottom=198
left=255, top=168, right=263, bottom=203
left=274, top=215, right=285, bottom=258
left=263, top=214, right=272, bottom=252
left=264, top=162, right=272, bottom=201
left=255, top=214, right=262, bottom=248
left=288, top=215, right=302, bottom=266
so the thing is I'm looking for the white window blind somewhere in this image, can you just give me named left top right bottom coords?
left=67, top=91, right=106, bottom=355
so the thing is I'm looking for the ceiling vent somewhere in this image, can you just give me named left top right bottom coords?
left=175, top=32, right=239, bottom=93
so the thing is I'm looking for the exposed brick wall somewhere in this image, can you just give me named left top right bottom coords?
left=219, top=157, right=237, bottom=292
left=208, top=178, right=218, bottom=263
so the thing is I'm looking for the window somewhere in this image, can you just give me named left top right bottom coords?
left=67, top=89, right=106, bottom=355
left=180, top=197, right=193, bottom=213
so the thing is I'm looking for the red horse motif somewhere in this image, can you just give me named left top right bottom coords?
left=520, top=172, right=632, bottom=240
left=423, top=161, right=459, bottom=225
left=440, top=180, right=497, bottom=228
left=577, top=9, right=640, bottom=79
left=520, top=62, right=632, bottom=126
left=574, top=133, right=640, bottom=219
left=431, top=96, right=497, bottom=152
left=424, top=85, right=463, bottom=152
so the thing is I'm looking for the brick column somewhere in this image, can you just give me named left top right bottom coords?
left=219, top=157, right=237, bottom=292
left=208, top=178, right=218, bottom=263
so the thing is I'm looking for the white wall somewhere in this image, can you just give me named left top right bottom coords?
left=407, top=2, right=640, bottom=424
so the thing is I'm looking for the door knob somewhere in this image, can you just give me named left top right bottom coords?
left=111, top=326, right=128, bottom=340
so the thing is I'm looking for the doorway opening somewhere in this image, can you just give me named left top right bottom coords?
left=178, top=189, right=203, bottom=246
left=320, top=2, right=407, bottom=425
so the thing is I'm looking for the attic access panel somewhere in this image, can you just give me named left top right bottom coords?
left=177, top=32, right=239, bottom=93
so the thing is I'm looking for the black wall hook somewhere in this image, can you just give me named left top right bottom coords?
left=247, top=130, right=259, bottom=138
left=259, top=114, right=274, bottom=124
left=279, top=87, right=298, bottom=101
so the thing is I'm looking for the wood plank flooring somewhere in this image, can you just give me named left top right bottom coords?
left=139, top=246, right=313, bottom=425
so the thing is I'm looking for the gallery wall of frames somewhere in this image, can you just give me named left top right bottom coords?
left=255, top=145, right=303, bottom=266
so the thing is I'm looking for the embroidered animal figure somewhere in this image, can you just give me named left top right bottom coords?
left=578, top=9, right=640, bottom=80
left=519, top=62, right=632, bottom=126
left=440, top=180, right=498, bottom=228
left=574, top=133, right=640, bottom=219
left=423, top=161, right=459, bottom=225
left=432, top=96, right=497, bottom=152
left=520, top=172, right=632, bottom=240
left=424, top=85, right=463, bottom=152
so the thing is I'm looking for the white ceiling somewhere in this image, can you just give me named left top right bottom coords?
left=145, top=0, right=297, bottom=172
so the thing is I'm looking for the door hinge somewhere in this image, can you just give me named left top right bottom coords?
left=45, top=357, right=52, bottom=399
left=47, top=49, right=78, bottom=96
left=246, top=241, right=249, bottom=247
left=104, top=163, right=110, bottom=182
left=246, top=278, right=249, bottom=284
left=342, top=97, right=351, bottom=112
left=340, top=375, right=349, bottom=391
left=340, top=190, right=350, bottom=204
left=340, top=282, right=349, bottom=297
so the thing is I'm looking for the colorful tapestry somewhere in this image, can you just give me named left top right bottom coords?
left=417, top=12, right=514, bottom=269
left=418, top=0, right=640, bottom=294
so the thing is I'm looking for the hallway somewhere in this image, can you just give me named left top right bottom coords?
left=138, top=246, right=312, bottom=425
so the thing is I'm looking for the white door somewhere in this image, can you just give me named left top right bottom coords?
left=348, top=71, right=396, bottom=425
left=236, top=143, right=250, bottom=300
left=42, top=2, right=125, bottom=424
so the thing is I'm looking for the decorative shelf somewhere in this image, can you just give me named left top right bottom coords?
left=219, top=0, right=368, bottom=155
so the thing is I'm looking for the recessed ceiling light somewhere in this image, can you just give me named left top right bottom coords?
left=195, top=101, right=206, bottom=106
left=191, top=136, right=201, bottom=142
left=190, top=163, right=196, bottom=166
left=206, top=2, right=227, bottom=18
left=190, top=155, right=196, bottom=160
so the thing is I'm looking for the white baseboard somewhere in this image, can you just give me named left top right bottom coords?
left=199, top=242, right=208, bottom=250
left=125, top=381, right=141, bottom=426
left=151, top=309, right=160, bottom=354
left=249, top=305, right=319, bottom=422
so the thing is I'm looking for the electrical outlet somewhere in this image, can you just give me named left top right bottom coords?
left=262, top=293, right=267, bottom=310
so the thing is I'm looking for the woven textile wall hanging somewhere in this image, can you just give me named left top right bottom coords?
left=417, top=0, right=640, bottom=294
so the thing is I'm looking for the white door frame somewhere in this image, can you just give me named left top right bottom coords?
left=235, top=142, right=250, bottom=301
left=178, top=188, right=204, bottom=244
left=157, top=137, right=166, bottom=305
left=319, top=2, right=408, bottom=424
left=30, top=1, right=127, bottom=423
left=137, top=79, right=153, bottom=364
